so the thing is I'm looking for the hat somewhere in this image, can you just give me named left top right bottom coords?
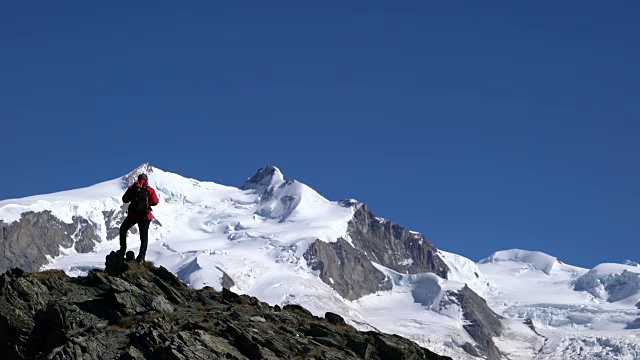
left=138, top=173, right=149, bottom=181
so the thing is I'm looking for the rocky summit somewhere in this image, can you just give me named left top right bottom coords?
left=0, top=254, right=451, bottom=360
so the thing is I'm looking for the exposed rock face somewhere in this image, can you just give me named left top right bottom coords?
left=103, top=205, right=162, bottom=241
left=327, top=201, right=501, bottom=359
left=217, top=266, right=236, bottom=289
left=0, top=260, right=452, bottom=360
left=242, top=166, right=304, bottom=222
left=303, top=238, right=392, bottom=300
left=122, top=162, right=154, bottom=189
left=241, top=165, right=284, bottom=194
left=0, top=211, right=101, bottom=272
left=341, top=201, right=449, bottom=278
left=447, top=285, right=503, bottom=360
left=102, top=205, right=128, bottom=240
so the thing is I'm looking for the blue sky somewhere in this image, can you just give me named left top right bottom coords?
left=1, top=1, right=638, bottom=268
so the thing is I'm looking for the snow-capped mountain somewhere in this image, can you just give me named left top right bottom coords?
left=477, top=250, right=640, bottom=359
left=1, top=164, right=639, bottom=359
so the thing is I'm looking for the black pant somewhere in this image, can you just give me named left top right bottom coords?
left=119, top=217, right=151, bottom=259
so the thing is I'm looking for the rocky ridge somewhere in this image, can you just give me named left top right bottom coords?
left=341, top=200, right=449, bottom=278
left=0, top=254, right=451, bottom=360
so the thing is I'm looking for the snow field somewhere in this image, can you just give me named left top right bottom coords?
left=3, top=165, right=640, bottom=359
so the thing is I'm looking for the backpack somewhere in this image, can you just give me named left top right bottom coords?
left=129, top=184, right=149, bottom=217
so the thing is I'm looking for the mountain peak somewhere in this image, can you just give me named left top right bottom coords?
left=122, top=162, right=155, bottom=187
left=241, top=165, right=285, bottom=191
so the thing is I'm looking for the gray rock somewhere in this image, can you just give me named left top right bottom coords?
left=448, top=285, right=503, bottom=360
left=0, top=211, right=101, bottom=272
left=222, top=287, right=244, bottom=304
left=120, top=346, right=146, bottom=360
left=303, top=238, right=392, bottom=301
left=215, top=266, right=235, bottom=289
left=111, top=290, right=173, bottom=316
left=325, top=312, right=345, bottom=325
left=151, top=277, right=185, bottom=305
left=105, top=251, right=129, bottom=276
left=241, top=165, right=282, bottom=192
left=103, top=205, right=128, bottom=240
left=122, top=163, right=154, bottom=189
left=150, top=296, right=175, bottom=313
left=343, top=201, right=450, bottom=278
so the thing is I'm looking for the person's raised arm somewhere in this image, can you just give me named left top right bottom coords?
left=122, top=186, right=133, bottom=203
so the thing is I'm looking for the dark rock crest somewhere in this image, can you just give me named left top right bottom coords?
left=343, top=201, right=449, bottom=278
left=0, top=258, right=452, bottom=360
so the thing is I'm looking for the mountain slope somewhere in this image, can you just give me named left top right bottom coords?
left=1, top=164, right=639, bottom=359
left=478, top=250, right=640, bottom=359
left=1, top=164, right=485, bottom=358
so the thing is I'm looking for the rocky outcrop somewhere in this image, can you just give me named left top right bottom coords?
left=122, top=163, right=154, bottom=189
left=241, top=165, right=284, bottom=194
left=102, top=205, right=162, bottom=241
left=447, top=285, right=503, bottom=360
left=303, top=238, right=392, bottom=300
left=242, top=166, right=305, bottom=222
left=102, top=205, right=128, bottom=241
left=0, top=211, right=101, bottom=273
left=0, top=258, right=452, bottom=360
left=341, top=201, right=449, bottom=278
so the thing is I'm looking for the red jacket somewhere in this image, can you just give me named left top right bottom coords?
left=122, top=179, right=159, bottom=221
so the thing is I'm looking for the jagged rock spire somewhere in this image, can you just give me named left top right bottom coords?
left=241, top=165, right=285, bottom=191
left=122, top=162, right=154, bottom=188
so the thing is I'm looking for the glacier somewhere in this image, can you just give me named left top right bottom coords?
left=1, top=163, right=639, bottom=359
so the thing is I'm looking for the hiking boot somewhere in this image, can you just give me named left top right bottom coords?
left=136, top=256, right=145, bottom=264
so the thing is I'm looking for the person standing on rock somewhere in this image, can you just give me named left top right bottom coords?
left=119, top=173, right=159, bottom=263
